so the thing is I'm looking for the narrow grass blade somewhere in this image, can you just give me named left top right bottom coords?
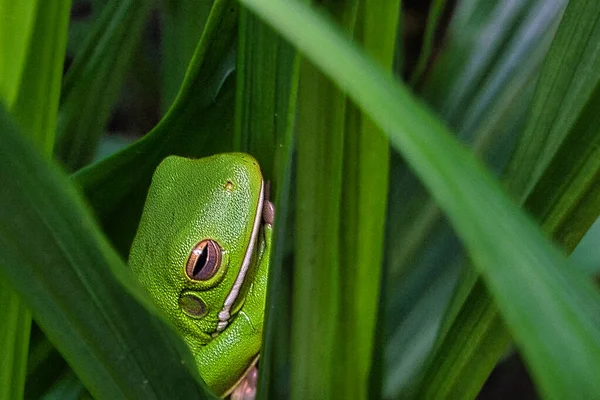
left=238, top=1, right=600, bottom=398
left=292, top=3, right=358, bottom=397
left=8, top=0, right=71, bottom=153
left=339, top=0, right=399, bottom=397
left=234, top=4, right=299, bottom=398
left=0, top=289, right=31, bottom=400
left=408, top=0, right=448, bottom=86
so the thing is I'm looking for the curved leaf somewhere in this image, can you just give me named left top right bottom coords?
left=74, top=0, right=239, bottom=256
left=0, top=106, right=214, bottom=399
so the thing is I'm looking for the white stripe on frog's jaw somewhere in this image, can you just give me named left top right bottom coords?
left=215, top=180, right=264, bottom=333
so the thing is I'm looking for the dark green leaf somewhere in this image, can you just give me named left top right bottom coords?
left=160, top=0, right=214, bottom=111
left=383, top=1, right=567, bottom=396
left=419, top=0, right=600, bottom=396
left=0, top=2, right=71, bottom=399
left=55, top=0, right=154, bottom=170
left=0, top=106, right=215, bottom=399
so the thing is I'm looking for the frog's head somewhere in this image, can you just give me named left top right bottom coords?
left=129, top=153, right=264, bottom=345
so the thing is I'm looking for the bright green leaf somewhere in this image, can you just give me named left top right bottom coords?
left=234, top=4, right=299, bottom=399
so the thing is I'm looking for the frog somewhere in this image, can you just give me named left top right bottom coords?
left=129, top=153, right=273, bottom=397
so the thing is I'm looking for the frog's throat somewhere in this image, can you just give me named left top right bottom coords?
left=215, top=180, right=264, bottom=333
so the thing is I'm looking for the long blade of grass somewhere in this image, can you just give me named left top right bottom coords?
left=234, top=4, right=299, bottom=398
left=55, top=0, right=154, bottom=170
left=74, top=0, right=239, bottom=256
left=339, top=1, right=398, bottom=397
left=239, top=1, right=600, bottom=398
left=291, top=1, right=358, bottom=395
left=7, top=0, right=71, bottom=153
left=0, top=106, right=215, bottom=399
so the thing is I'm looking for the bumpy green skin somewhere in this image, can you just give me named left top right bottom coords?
left=129, top=153, right=271, bottom=397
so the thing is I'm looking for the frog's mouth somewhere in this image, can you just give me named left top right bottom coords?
left=214, top=180, right=264, bottom=333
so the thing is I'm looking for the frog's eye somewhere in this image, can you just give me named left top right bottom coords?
left=186, top=239, right=222, bottom=281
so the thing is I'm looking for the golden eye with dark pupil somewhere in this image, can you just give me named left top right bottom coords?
left=186, top=239, right=222, bottom=281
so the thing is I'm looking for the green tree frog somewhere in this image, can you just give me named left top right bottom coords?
left=129, top=153, right=273, bottom=397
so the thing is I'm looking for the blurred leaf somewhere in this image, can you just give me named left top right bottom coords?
left=409, top=0, right=448, bottom=86
left=25, top=326, right=69, bottom=398
left=416, top=0, right=600, bottom=397
left=0, top=2, right=34, bottom=107
left=0, top=106, right=214, bottom=399
left=40, top=371, right=86, bottom=400
left=421, top=0, right=566, bottom=141
left=55, top=0, right=154, bottom=170
left=382, top=1, right=567, bottom=396
left=0, top=2, right=70, bottom=399
left=571, top=218, right=600, bottom=275
left=160, top=0, right=214, bottom=111
left=0, top=289, right=31, bottom=400
left=94, top=133, right=136, bottom=161
left=506, top=0, right=600, bottom=201
left=239, top=1, right=600, bottom=398
left=7, top=0, right=71, bottom=153
left=74, top=0, right=239, bottom=256
left=234, top=4, right=299, bottom=399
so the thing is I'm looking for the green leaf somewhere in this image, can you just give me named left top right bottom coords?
left=293, top=24, right=354, bottom=400
left=55, top=0, right=154, bottom=170
left=0, top=105, right=215, bottom=399
left=7, top=0, right=71, bottom=153
left=234, top=4, right=299, bottom=399
left=0, top=2, right=71, bottom=399
left=572, top=219, right=600, bottom=275
left=25, top=327, right=69, bottom=399
left=160, top=0, right=214, bottom=111
left=74, top=0, right=239, bottom=256
left=408, top=0, right=448, bottom=86
left=337, top=0, right=398, bottom=397
left=506, top=0, right=599, bottom=201
left=0, top=288, right=31, bottom=400
left=239, top=1, right=600, bottom=398
left=417, top=0, right=600, bottom=397
left=383, top=1, right=567, bottom=396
